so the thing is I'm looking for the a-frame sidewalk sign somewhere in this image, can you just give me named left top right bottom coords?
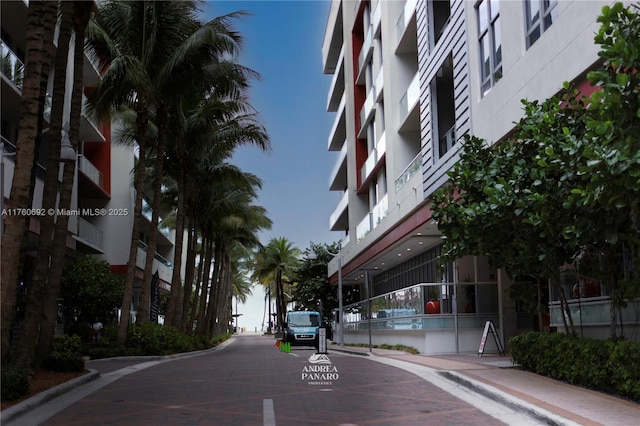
left=478, top=320, right=505, bottom=356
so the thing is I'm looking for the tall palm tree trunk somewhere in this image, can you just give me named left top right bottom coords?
left=117, top=99, right=149, bottom=346
left=166, top=161, right=187, bottom=328
left=181, top=223, right=197, bottom=333
left=14, top=1, right=73, bottom=369
left=37, top=2, right=95, bottom=363
left=138, top=110, right=167, bottom=325
left=195, top=238, right=213, bottom=335
left=206, top=242, right=224, bottom=336
left=1, top=0, right=57, bottom=363
left=187, top=227, right=205, bottom=333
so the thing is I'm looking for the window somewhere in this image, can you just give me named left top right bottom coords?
left=525, top=0, right=558, bottom=48
left=478, top=0, right=502, bottom=96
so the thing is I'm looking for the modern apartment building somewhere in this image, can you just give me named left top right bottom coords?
left=1, top=1, right=175, bottom=326
left=323, top=0, right=633, bottom=354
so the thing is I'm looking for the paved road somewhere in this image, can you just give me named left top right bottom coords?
left=29, top=335, right=518, bottom=425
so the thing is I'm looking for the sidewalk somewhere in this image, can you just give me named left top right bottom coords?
left=328, top=345, right=640, bottom=426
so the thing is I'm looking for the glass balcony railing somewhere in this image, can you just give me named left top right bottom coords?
left=396, top=0, right=418, bottom=43
left=137, top=240, right=174, bottom=269
left=356, top=213, right=372, bottom=243
left=78, top=155, right=104, bottom=190
left=372, top=194, right=388, bottom=229
left=1, top=40, right=24, bottom=90
left=399, top=72, right=419, bottom=124
left=77, top=217, right=104, bottom=250
left=356, top=195, right=388, bottom=243
left=395, top=152, right=422, bottom=192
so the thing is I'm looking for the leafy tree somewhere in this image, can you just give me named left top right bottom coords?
left=60, top=256, right=124, bottom=337
left=293, top=242, right=341, bottom=322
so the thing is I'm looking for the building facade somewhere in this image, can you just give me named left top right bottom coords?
left=1, top=0, right=175, bottom=328
left=323, top=0, right=635, bottom=354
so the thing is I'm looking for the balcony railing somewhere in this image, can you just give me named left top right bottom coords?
left=78, top=154, right=104, bottom=190
left=1, top=40, right=24, bottom=90
left=395, top=152, right=422, bottom=192
left=360, top=132, right=386, bottom=184
left=439, top=125, right=457, bottom=157
left=396, top=0, right=418, bottom=43
left=137, top=240, right=174, bottom=269
left=358, top=85, right=376, bottom=135
left=77, top=217, right=104, bottom=250
left=399, top=72, right=419, bottom=124
left=356, top=195, right=388, bottom=243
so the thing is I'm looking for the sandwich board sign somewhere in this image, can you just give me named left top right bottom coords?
left=478, top=320, right=505, bottom=356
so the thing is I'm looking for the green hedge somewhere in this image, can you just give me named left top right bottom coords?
left=43, top=334, right=85, bottom=372
left=510, top=332, right=640, bottom=401
left=1, top=368, right=30, bottom=401
left=125, top=323, right=211, bottom=355
left=85, top=324, right=230, bottom=359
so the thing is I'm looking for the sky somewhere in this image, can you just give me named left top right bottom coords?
left=201, top=1, right=339, bottom=331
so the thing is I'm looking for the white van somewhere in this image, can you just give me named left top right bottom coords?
left=282, top=311, right=320, bottom=346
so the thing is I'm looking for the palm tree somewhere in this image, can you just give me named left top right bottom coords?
left=253, top=238, right=300, bottom=333
left=164, top=93, right=270, bottom=328
left=1, top=0, right=58, bottom=363
left=194, top=170, right=270, bottom=337
left=86, top=0, right=233, bottom=342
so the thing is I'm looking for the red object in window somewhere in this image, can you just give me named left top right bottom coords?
left=426, top=300, right=441, bottom=314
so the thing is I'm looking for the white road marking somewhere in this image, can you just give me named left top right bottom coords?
left=263, top=398, right=276, bottom=426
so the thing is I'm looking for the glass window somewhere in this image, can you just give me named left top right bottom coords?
left=477, top=0, right=501, bottom=96
left=525, top=0, right=558, bottom=48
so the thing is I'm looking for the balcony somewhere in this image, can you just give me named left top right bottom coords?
left=358, top=86, right=376, bottom=138
left=75, top=217, right=104, bottom=252
left=78, top=154, right=104, bottom=190
left=359, top=131, right=386, bottom=185
left=327, top=47, right=345, bottom=112
left=81, top=94, right=106, bottom=142
left=396, top=0, right=418, bottom=53
left=136, top=241, right=173, bottom=284
left=375, top=67, right=384, bottom=102
left=329, top=190, right=349, bottom=232
left=371, top=0, right=382, bottom=37
left=398, top=71, right=419, bottom=131
left=1, top=40, right=24, bottom=91
left=356, top=27, right=374, bottom=84
left=328, top=95, right=346, bottom=151
left=395, top=152, right=422, bottom=192
left=355, top=194, right=388, bottom=243
left=329, top=143, right=347, bottom=191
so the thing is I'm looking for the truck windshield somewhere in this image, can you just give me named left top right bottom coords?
left=289, top=314, right=319, bottom=327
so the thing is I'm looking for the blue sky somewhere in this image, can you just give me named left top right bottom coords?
left=203, top=0, right=338, bottom=253
left=202, top=1, right=338, bottom=330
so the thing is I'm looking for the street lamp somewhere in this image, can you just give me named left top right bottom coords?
left=308, top=243, right=344, bottom=348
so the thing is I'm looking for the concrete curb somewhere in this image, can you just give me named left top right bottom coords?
left=437, top=371, right=579, bottom=426
left=0, top=369, right=100, bottom=424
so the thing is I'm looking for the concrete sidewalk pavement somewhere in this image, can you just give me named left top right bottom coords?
left=328, top=345, right=640, bottom=426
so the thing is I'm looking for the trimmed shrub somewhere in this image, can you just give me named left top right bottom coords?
left=43, top=352, right=85, bottom=372
left=126, top=323, right=211, bottom=356
left=43, top=334, right=85, bottom=372
left=1, top=368, right=30, bottom=401
left=510, top=332, right=640, bottom=402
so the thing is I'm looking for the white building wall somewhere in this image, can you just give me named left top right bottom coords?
left=468, top=1, right=610, bottom=144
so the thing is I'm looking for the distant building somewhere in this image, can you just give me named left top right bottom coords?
left=322, top=0, right=637, bottom=354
